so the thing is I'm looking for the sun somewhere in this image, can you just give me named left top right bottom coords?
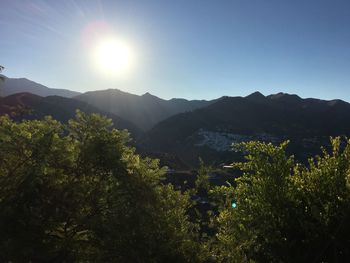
left=93, top=37, right=134, bottom=76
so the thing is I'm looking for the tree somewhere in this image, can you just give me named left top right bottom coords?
left=0, top=111, right=203, bottom=262
left=0, top=65, right=4, bottom=96
left=211, top=139, right=350, bottom=262
left=0, top=65, right=4, bottom=80
left=4, top=110, right=349, bottom=262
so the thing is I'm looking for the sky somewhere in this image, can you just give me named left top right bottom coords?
left=1, top=0, right=350, bottom=100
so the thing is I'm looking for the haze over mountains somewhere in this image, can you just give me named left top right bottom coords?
left=0, top=92, right=141, bottom=136
left=1, top=76, right=350, bottom=167
left=75, top=89, right=214, bottom=130
left=1, top=76, right=214, bottom=131
left=2, top=77, right=80, bottom=98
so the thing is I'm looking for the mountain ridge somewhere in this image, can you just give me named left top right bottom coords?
left=75, top=88, right=216, bottom=130
left=0, top=92, right=141, bottom=137
left=2, top=76, right=80, bottom=98
left=140, top=92, right=350, bottom=166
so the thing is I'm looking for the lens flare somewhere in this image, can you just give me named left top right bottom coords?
left=93, top=37, right=134, bottom=76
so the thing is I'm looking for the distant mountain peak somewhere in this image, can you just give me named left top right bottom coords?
left=327, top=99, right=347, bottom=107
left=76, top=89, right=215, bottom=130
left=141, top=92, right=162, bottom=101
left=143, top=91, right=350, bottom=166
left=2, top=76, right=80, bottom=98
left=103, top=88, right=127, bottom=94
left=245, top=91, right=266, bottom=101
left=268, top=92, right=302, bottom=102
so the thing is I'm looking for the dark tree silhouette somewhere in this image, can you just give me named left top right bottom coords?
left=0, top=65, right=4, bottom=78
left=0, top=65, right=5, bottom=97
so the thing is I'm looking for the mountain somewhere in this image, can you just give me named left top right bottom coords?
left=1, top=76, right=80, bottom=98
left=0, top=93, right=141, bottom=137
left=141, top=92, right=350, bottom=166
left=75, top=89, right=215, bottom=130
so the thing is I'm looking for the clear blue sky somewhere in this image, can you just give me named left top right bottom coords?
left=1, top=0, right=350, bottom=100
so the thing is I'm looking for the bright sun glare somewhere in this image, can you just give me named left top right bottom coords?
left=94, top=37, right=134, bottom=76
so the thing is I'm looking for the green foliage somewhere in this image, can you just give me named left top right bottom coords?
left=211, top=139, right=350, bottom=262
left=0, top=111, right=202, bottom=262
left=2, top=110, right=350, bottom=262
left=0, top=65, right=4, bottom=85
left=195, top=158, right=211, bottom=192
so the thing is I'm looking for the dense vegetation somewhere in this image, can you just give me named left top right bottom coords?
left=210, top=139, right=350, bottom=262
left=0, top=112, right=349, bottom=262
left=0, top=112, right=202, bottom=262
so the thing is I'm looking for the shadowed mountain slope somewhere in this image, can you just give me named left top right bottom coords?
left=141, top=92, right=350, bottom=166
left=1, top=76, right=80, bottom=98
left=75, top=89, right=215, bottom=130
left=0, top=93, right=141, bottom=137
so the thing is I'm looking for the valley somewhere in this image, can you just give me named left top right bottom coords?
left=1, top=77, right=349, bottom=169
